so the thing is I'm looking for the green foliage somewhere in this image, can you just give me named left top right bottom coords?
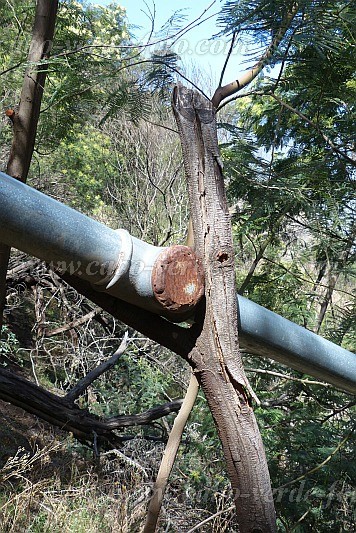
left=0, top=325, right=19, bottom=361
left=144, top=50, right=181, bottom=96
left=220, top=0, right=355, bottom=340
left=100, top=79, right=152, bottom=125
left=219, top=1, right=356, bottom=65
left=47, top=124, right=113, bottom=210
left=215, top=2, right=356, bottom=529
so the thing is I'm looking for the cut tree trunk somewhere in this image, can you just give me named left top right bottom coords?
left=172, top=85, right=276, bottom=532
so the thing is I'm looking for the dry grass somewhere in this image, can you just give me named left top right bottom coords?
left=0, top=436, right=238, bottom=533
left=0, top=439, right=149, bottom=533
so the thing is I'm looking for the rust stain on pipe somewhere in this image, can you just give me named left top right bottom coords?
left=152, top=245, right=204, bottom=314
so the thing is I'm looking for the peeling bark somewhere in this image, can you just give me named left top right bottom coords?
left=172, top=85, right=276, bottom=532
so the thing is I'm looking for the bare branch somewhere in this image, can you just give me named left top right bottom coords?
left=144, top=372, right=199, bottom=532
left=0, top=61, right=23, bottom=77
left=0, top=367, right=182, bottom=449
left=320, top=400, right=356, bottom=424
left=218, top=32, right=238, bottom=88
left=216, top=89, right=266, bottom=111
left=187, top=505, right=235, bottom=533
left=104, top=400, right=183, bottom=429
left=51, top=2, right=218, bottom=60
left=45, top=307, right=102, bottom=337
left=245, top=367, right=329, bottom=388
left=65, top=332, right=129, bottom=403
left=59, top=273, right=195, bottom=360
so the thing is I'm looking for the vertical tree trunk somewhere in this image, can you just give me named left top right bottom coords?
left=0, top=0, right=59, bottom=328
left=173, top=85, right=276, bottom=532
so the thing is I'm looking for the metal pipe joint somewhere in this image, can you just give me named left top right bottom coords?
left=0, top=171, right=204, bottom=320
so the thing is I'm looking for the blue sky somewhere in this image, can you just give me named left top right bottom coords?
left=91, top=1, right=248, bottom=93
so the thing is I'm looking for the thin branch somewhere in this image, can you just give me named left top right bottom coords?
left=216, top=89, right=266, bottom=111
left=187, top=505, right=235, bottom=533
left=116, top=58, right=211, bottom=100
left=45, top=307, right=102, bottom=337
left=238, top=234, right=274, bottom=294
left=142, top=0, right=156, bottom=49
left=268, top=92, right=356, bottom=166
left=320, top=400, right=356, bottom=424
left=145, top=119, right=178, bottom=134
left=170, top=1, right=218, bottom=45
left=101, top=448, right=148, bottom=478
left=261, top=256, right=355, bottom=298
left=59, top=273, right=195, bottom=360
left=0, top=61, right=24, bottom=77
left=290, top=510, right=311, bottom=532
left=218, top=32, right=237, bottom=88
left=285, top=215, right=352, bottom=244
left=102, top=399, right=183, bottom=429
left=278, top=427, right=355, bottom=488
left=270, top=20, right=299, bottom=94
left=51, top=2, right=218, bottom=60
left=245, top=367, right=329, bottom=388
left=144, top=372, right=199, bottom=532
left=0, top=367, right=182, bottom=449
left=65, top=332, right=129, bottom=403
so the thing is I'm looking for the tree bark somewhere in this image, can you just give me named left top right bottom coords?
left=172, top=85, right=276, bottom=532
left=0, top=0, right=59, bottom=329
left=0, top=367, right=182, bottom=449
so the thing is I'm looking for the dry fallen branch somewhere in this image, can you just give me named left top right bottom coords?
left=44, top=307, right=102, bottom=337
left=0, top=341, right=183, bottom=451
left=65, top=332, right=128, bottom=402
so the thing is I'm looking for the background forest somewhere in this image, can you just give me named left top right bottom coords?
left=0, top=0, right=355, bottom=531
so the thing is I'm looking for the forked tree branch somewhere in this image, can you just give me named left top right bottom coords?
left=211, top=2, right=299, bottom=108
left=0, top=355, right=183, bottom=450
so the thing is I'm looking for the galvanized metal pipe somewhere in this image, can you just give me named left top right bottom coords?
left=0, top=171, right=355, bottom=393
left=0, top=171, right=204, bottom=319
left=237, top=296, right=356, bottom=394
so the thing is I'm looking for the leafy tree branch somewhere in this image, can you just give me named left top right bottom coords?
left=211, top=2, right=299, bottom=107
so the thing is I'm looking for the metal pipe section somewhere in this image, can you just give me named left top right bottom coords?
left=0, top=172, right=355, bottom=393
left=237, top=295, right=356, bottom=394
left=0, top=171, right=203, bottom=319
